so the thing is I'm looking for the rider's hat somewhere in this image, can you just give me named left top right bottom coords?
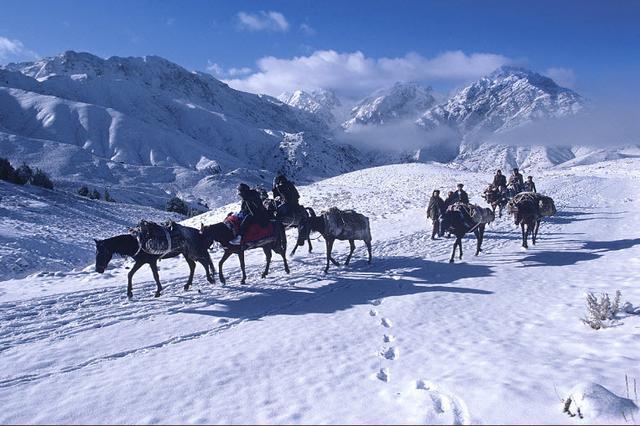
left=237, top=183, right=250, bottom=191
left=457, top=183, right=464, bottom=188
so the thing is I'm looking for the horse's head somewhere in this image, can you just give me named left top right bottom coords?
left=484, top=208, right=496, bottom=225
left=438, top=212, right=452, bottom=237
left=94, top=239, right=113, bottom=273
left=201, top=222, right=234, bottom=247
left=538, top=197, right=557, bottom=216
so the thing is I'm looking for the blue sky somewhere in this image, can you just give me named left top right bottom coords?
left=1, top=0, right=638, bottom=100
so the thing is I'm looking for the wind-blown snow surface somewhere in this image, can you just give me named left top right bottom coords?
left=1, top=158, right=640, bottom=424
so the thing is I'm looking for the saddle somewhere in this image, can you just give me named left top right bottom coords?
left=511, top=192, right=556, bottom=216
left=223, top=213, right=276, bottom=247
left=130, top=220, right=184, bottom=256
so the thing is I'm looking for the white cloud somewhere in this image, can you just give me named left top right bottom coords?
left=300, top=23, right=316, bottom=36
left=237, top=11, right=289, bottom=32
left=225, top=49, right=515, bottom=98
left=207, top=61, right=253, bottom=79
left=0, top=36, right=38, bottom=63
left=544, top=67, right=576, bottom=88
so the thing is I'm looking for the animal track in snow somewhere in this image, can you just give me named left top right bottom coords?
left=381, top=318, right=393, bottom=328
left=369, top=309, right=378, bottom=316
left=383, top=334, right=395, bottom=343
left=381, top=346, right=399, bottom=360
left=415, top=379, right=471, bottom=425
left=370, top=299, right=382, bottom=306
left=377, top=368, right=390, bottom=382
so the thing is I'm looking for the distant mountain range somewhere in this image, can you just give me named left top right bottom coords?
left=0, top=51, right=632, bottom=209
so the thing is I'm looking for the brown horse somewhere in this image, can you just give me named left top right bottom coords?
left=201, top=220, right=290, bottom=284
left=482, top=185, right=509, bottom=218
left=508, top=192, right=556, bottom=249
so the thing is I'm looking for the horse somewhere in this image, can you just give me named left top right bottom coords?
left=302, top=207, right=372, bottom=273
left=263, top=198, right=314, bottom=255
left=482, top=185, right=509, bottom=218
left=200, top=219, right=290, bottom=284
left=439, top=203, right=494, bottom=263
left=508, top=192, right=556, bottom=249
left=94, top=232, right=214, bottom=298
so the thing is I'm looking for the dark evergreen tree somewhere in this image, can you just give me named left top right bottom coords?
left=30, top=168, right=54, bottom=189
left=0, top=158, right=18, bottom=183
left=104, top=189, right=115, bottom=202
left=15, top=163, right=33, bottom=184
left=166, top=196, right=189, bottom=215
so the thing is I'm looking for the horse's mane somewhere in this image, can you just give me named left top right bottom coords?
left=101, top=234, right=139, bottom=258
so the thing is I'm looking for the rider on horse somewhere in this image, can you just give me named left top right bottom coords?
left=230, top=183, right=270, bottom=244
left=272, top=173, right=301, bottom=218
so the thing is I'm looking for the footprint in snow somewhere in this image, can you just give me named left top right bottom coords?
left=377, top=368, right=390, bottom=382
left=383, top=334, right=395, bottom=343
left=381, top=318, right=393, bottom=328
left=369, top=309, right=378, bottom=317
left=370, top=299, right=382, bottom=306
left=381, top=347, right=399, bottom=360
left=415, top=379, right=471, bottom=425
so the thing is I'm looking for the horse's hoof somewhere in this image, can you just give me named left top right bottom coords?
left=207, top=277, right=215, bottom=284
left=261, top=273, right=267, bottom=279
left=183, top=285, right=190, bottom=291
left=285, top=268, right=290, bottom=274
left=449, top=259, right=454, bottom=264
left=240, top=280, right=246, bottom=285
left=154, top=292, right=161, bottom=298
left=127, top=292, right=133, bottom=299
left=324, top=268, right=329, bottom=274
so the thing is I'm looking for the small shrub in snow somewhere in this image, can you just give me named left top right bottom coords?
left=30, top=168, right=54, bottom=190
left=15, top=163, right=33, bottom=185
left=104, top=189, right=116, bottom=202
left=204, top=164, right=221, bottom=175
left=582, top=290, right=622, bottom=330
left=166, top=196, right=189, bottom=216
left=89, top=189, right=101, bottom=200
left=77, top=185, right=90, bottom=197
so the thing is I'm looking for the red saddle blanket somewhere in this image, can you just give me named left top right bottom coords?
left=243, top=222, right=275, bottom=244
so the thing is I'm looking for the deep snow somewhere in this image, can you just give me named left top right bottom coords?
left=1, top=158, right=639, bottom=424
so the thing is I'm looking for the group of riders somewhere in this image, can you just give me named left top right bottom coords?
left=230, top=173, right=302, bottom=244
left=426, top=168, right=537, bottom=239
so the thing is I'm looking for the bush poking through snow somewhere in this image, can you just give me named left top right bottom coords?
left=582, top=290, right=622, bottom=330
left=166, top=196, right=189, bottom=216
left=563, top=382, right=638, bottom=421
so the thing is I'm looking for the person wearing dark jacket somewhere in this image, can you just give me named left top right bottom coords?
left=233, top=183, right=270, bottom=244
left=492, top=170, right=507, bottom=190
left=453, top=183, right=469, bottom=204
left=272, top=174, right=301, bottom=216
left=444, top=191, right=456, bottom=210
left=524, top=176, right=537, bottom=193
left=509, top=168, right=524, bottom=194
left=426, top=189, right=445, bottom=239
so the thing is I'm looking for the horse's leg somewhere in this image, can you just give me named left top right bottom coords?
left=279, top=246, right=290, bottom=274
left=200, top=254, right=215, bottom=284
left=149, top=261, right=163, bottom=297
left=365, top=240, right=372, bottom=264
left=238, top=249, right=247, bottom=284
left=345, top=239, right=356, bottom=265
left=290, top=230, right=299, bottom=256
left=533, top=219, right=540, bottom=245
left=521, top=222, right=528, bottom=249
left=449, top=239, right=457, bottom=263
left=184, top=257, right=196, bottom=291
left=127, top=260, right=144, bottom=298
left=324, top=238, right=336, bottom=273
left=262, top=246, right=272, bottom=278
left=458, top=235, right=463, bottom=259
left=218, top=250, right=232, bottom=284
left=307, top=237, right=313, bottom=253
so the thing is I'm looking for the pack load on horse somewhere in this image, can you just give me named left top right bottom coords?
left=301, top=207, right=372, bottom=273
left=507, top=192, right=556, bottom=248
left=482, top=184, right=510, bottom=218
left=440, top=202, right=494, bottom=263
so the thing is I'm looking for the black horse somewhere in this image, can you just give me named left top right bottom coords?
left=200, top=220, right=290, bottom=284
left=302, top=207, right=372, bottom=273
left=482, top=185, right=509, bottom=218
left=94, top=233, right=215, bottom=298
left=508, top=193, right=556, bottom=249
left=439, top=205, right=490, bottom=263
left=263, top=198, right=314, bottom=255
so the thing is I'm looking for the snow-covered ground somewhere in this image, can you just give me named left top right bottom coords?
left=1, top=158, right=639, bottom=424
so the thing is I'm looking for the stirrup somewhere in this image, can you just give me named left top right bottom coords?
left=229, top=235, right=242, bottom=245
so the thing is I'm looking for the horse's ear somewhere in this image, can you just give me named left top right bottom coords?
left=94, top=238, right=99, bottom=244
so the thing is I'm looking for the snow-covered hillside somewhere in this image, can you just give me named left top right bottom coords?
left=278, top=89, right=343, bottom=127
left=1, top=157, right=639, bottom=424
left=0, top=51, right=361, bottom=208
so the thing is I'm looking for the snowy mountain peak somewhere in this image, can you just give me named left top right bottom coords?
left=342, top=81, right=436, bottom=129
left=278, top=89, right=341, bottom=125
